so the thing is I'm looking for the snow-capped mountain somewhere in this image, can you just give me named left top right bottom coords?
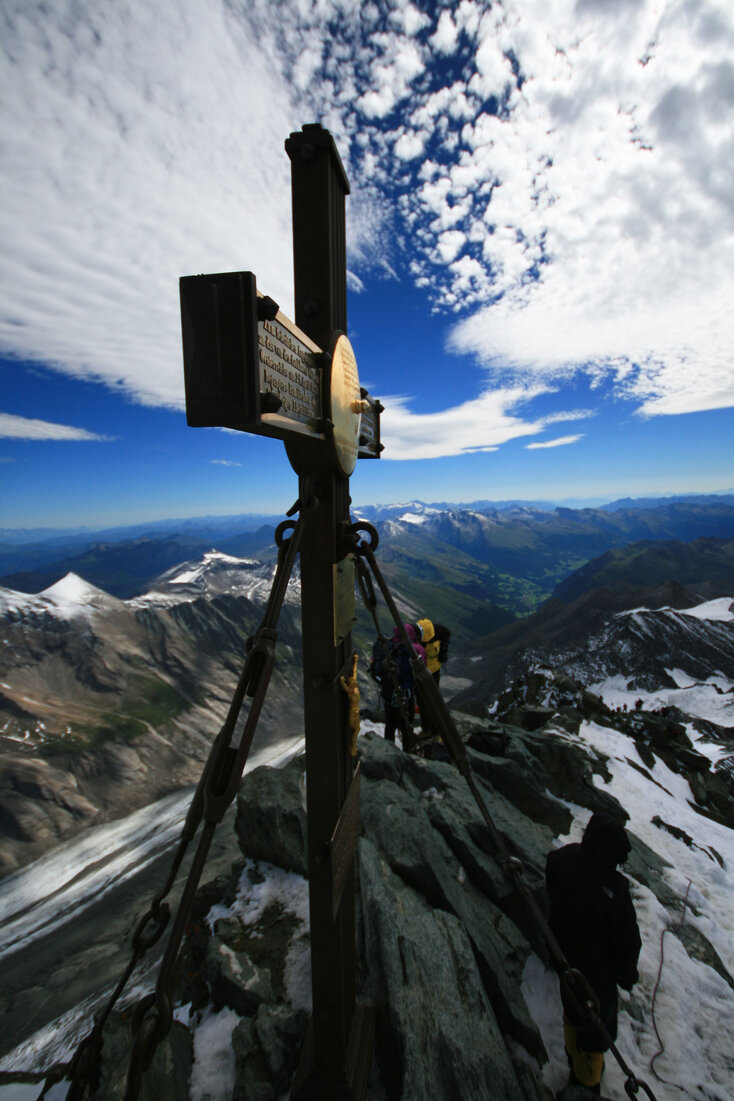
left=0, top=571, right=123, bottom=622
left=468, top=591, right=734, bottom=711
left=0, top=554, right=304, bottom=875
left=131, top=550, right=300, bottom=607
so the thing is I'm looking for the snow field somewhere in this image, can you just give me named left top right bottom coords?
left=524, top=716, right=734, bottom=1101
left=590, top=671, right=734, bottom=731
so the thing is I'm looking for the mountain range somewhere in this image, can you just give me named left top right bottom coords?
left=1, top=495, right=733, bottom=875
left=0, top=555, right=304, bottom=875
left=0, top=496, right=733, bottom=1099
left=4, top=496, right=734, bottom=612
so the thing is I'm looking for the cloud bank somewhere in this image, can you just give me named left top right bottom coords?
left=380, top=386, right=589, bottom=459
left=255, top=0, right=734, bottom=422
left=1, top=0, right=733, bottom=461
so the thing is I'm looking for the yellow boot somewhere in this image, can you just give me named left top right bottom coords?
left=563, top=1017, right=604, bottom=1093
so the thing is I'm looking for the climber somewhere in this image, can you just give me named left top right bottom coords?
left=545, top=812, right=641, bottom=1096
left=369, top=623, right=425, bottom=751
left=414, top=617, right=451, bottom=685
left=412, top=616, right=451, bottom=750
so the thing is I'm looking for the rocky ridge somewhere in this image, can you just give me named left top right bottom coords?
left=32, top=667, right=732, bottom=1101
left=459, top=591, right=734, bottom=714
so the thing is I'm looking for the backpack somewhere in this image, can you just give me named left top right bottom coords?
left=433, top=622, right=451, bottom=664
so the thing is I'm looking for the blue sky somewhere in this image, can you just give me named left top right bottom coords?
left=1, top=0, right=733, bottom=531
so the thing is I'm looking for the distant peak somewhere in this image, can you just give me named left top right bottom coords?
left=41, top=572, right=105, bottom=601
left=0, top=571, right=117, bottom=622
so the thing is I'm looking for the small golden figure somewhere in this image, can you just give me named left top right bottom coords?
left=339, top=651, right=361, bottom=756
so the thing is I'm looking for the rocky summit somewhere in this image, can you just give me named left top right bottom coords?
left=36, top=667, right=732, bottom=1101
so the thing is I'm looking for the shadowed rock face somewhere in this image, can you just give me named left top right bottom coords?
left=3, top=666, right=732, bottom=1100
left=165, top=722, right=600, bottom=1097
left=171, top=674, right=730, bottom=1101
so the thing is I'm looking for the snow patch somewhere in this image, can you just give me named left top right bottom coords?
left=206, top=858, right=312, bottom=1014
left=0, top=573, right=117, bottom=621
left=616, top=596, right=734, bottom=623
left=590, top=674, right=734, bottom=729
left=209, top=860, right=310, bottom=933
left=679, top=597, right=734, bottom=623
left=190, top=1006, right=240, bottom=1101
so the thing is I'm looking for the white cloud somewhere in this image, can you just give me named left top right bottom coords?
left=393, top=129, right=428, bottom=161
left=380, top=385, right=554, bottom=460
left=0, top=413, right=110, bottom=441
left=471, top=16, right=513, bottom=97
left=0, top=0, right=298, bottom=410
left=526, top=434, right=584, bottom=449
left=436, top=230, right=467, bottom=263
left=356, top=34, right=425, bottom=118
left=431, top=10, right=459, bottom=55
left=390, top=3, right=431, bottom=37
left=2, top=0, right=733, bottom=432
left=210, top=459, right=241, bottom=466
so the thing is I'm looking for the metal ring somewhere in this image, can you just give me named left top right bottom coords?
left=132, top=903, right=170, bottom=953
left=275, top=519, right=297, bottom=546
left=350, top=521, right=380, bottom=551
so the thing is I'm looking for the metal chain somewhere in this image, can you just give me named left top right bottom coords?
left=48, top=495, right=316, bottom=1101
left=350, top=522, right=658, bottom=1101
left=123, top=493, right=317, bottom=1100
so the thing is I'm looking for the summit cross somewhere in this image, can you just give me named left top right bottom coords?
left=180, top=123, right=382, bottom=1100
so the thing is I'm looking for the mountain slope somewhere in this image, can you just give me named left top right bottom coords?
left=374, top=521, right=518, bottom=630
left=0, top=558, right=304, bottom=875
left=373, top=500, right=734, bottom=613
left=455, top=585, right=734, bottom=709
left=2, top=670, right=732, bottom=1100
left=553, top=536, right=734, bottom=603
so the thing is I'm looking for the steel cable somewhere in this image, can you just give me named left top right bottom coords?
left=46, top=496, right=316, bottom=1101
left=350, top=523, right=659, bottom=1101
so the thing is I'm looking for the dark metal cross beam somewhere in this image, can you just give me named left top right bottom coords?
left=180, top=123, right=380, bottom=1100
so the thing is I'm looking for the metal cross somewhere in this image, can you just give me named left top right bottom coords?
left=180, top=123, right=381, bottom=1100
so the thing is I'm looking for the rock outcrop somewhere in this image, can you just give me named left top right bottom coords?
left=6, top=667, right=732, bottom=1100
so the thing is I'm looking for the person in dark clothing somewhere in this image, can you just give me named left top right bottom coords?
left=545, top=813, right=641, bottom=1095
left=412, top=617, right=451, bottom=749
left=369, top=624, right=425, bottom=751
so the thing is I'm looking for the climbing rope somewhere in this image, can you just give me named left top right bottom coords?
left=43, top=493, right=317, bottom=1101
left=349, top=520, right=660, bottom=1101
